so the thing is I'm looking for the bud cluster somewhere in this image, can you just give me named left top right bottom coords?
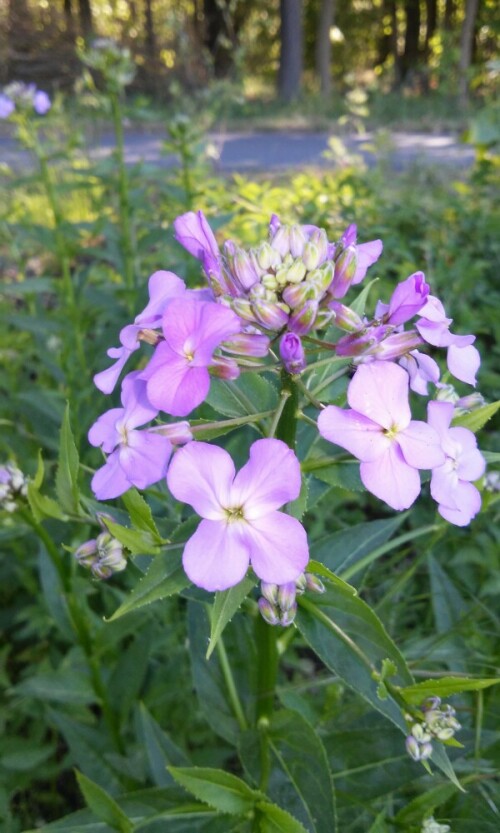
left=405, top=696, right=461, bottom=762
left=0, top=83, right=51, bottom=119
left=80, top=38, right=136, bottom=89
left=221, top=222, right=360, bottom=336
left=258, top=572, right=325, bottom=627
left=0, top=463, right=28, bottom=512
left=75, top=531, right=126, bottom=580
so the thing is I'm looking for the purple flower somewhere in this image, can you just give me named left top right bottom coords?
left=33, top=90, right=51, bottom=115
left=88, top=373, right=173, bottom=500
left=384, top=272, right=430, bottom=326
left=416, top=296, right=480, bottom=386
left=339, top=223, right=383, bottom=286
left=167, top=438, right=309, bottom=591
left=280, top=332, right=306, bottom=373
left=399, top=350, right=441, bottom=395
left=140, top=297, right=241, bottom=416
left=94, top=270, right=187, bottom=394
left=0, top=94, right=14, bottom=119
left=318, top=362, right=445, bottom=510
left=427, top=401, right=485, bottom=526
left=173, top=210, right=224, bottom=287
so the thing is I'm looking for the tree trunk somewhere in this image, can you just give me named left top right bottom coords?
left=458, top=0, right=479, bottom=106
left=390, top=0, right=403, bottom=88
left=144, top=0, right=156, bottom=58
left=278, top=0, right=303, bottom=102
left=401, top=0, right=421, bottom=83
left=315, top=0, right=335, bottom=95
left=444, top=0, right=455, bottom=31
left=424, top=0, right=437, bottom=57
left=203, top=0, right=235, bottom=78
left=78, top=0, right=94, bottom=39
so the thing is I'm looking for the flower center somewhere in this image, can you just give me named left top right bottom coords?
left=117, top=423, right=129, bottom=445
left=224, top=506, right=245, bottom=524
left=383, top=424, right=400, bottom=440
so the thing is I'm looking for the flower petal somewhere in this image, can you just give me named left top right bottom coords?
left=245, top=512, right=309, bottom=584
left=352, top=239, right=383, bottom=285
left=119, top=431, right=172, bottom=490
left=136, top=270, right=186, bottom=326
left=437, top=482, right=482, bottom=527
left=167, top=441, right=234, bottom=519
left=318, top=406, right=389, bottom=462
left=143, top=344, right=210, bottom=416
left=447, top=344, right=480, bottom=386
left=360, top=444, right=421, bottom=510
left=397, top=420, right=445, bottom=469
left=182, top=519, right=250, bottom=591
left=162, top=298, right=240, bottom=365
left=91, top=452, right=132, bottom=500
left=88, top=408, right=124, bottom=453
left=231, top=438, right=302, bottom=518
left=347, top=361, right=411, bottom=430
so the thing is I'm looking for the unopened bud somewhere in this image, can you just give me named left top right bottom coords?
left=209, top=356, right=240, bottom=380
left=223, top=332, right=270, bottom=358
left=252, top=299, right=289, bottom=330
left=91, top=562, right=113, bottom=580
left=455, top=392, right=485, bottom=412
left=371, top=331, right=423, bottom=361
left=258, top=597, right=280, bottom=626
left=271, top=226, right=290, bottom=257
left=232, top=298, right=259, bottom=324
left=295, top=573, right=307, bottom=594
left=286, top=259, right=307, bottom=285
left=277, top=582, right=296, bottom=611
left=153, top=421, right=193, bottom=444
left=405, top=735, right=421, bottom=761
left=411, top=723, right=432, bottom=743
left=289, top=225, right=307, bottom=257
left=74, top=539, right=98, bottom=567
left=233, top=250, right=259, bottom=291
left=309, top=262, right=334, bottom=294
left=261, top=273, right=279, bottom=291
left=329, top=301, right=364, bottom=332
left=257, top=242, right=280, bottom=271
left=305, top=573, right=326, bottom=594
left=309, top=228, right=328, bottom=264
left=280, top=602, right=297, bottom=627
left=419, top=742, right=433, bottom=761
left=279, top=332, right=306, bottom=374
left=282, top=281, right=316, bottom=309
left=330, top=245, right=358, bottom=299
left=314, top=309, right=335, bottom=329
left=288, top=300, right=318, bottom=335
left=261, top=581, right=279, bottom=606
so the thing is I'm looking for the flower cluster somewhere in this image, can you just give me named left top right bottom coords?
left=422, top=817, right=452, bottom=833
left=0, top=462, right=28, bottom=512
left=75, top=531, right=127, bottom=580
left=0, top=83, right=51, bottom=119
left=89, top=210, right=486, bottom=597
left=80, top=38, right=136, bottom=89
left=405, top=697, right=461, bottom=762
left=258, top=572, right=325, bottom=627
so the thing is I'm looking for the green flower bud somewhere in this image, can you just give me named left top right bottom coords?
left=302, top=241, right=320, bottom=271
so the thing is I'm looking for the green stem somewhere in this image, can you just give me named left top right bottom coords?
left=311, top=366, right=350, bottom=398
left=190, top=409, right=275, bottom=436
left=294, top=377, right=324, bottom=411
left=216, top=636, right=248, bottom=732
left=274, top=370, right=299, bottom=448
left=267, top=390, right=291, bottom=438
left=110, top=91, right=135, bottom=301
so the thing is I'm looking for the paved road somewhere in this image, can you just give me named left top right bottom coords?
left=0, top=129, right=475, bottom=172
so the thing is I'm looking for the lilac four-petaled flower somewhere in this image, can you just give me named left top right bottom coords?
left=167, top=438, right=309, bottom=591
left=427, top=401, right=485, bottom=526
left=318, top=362, right=445, bottom=510
left=88, top=373, right=174, bottom=499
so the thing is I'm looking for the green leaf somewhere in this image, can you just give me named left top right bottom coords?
left=399, top=675, right=500, bottom=704
left=104, top=518, right=164, bottom=556
left=168, top=766, right=258, bottom=815
left=56, top=402, right=80, bottom=514
left=75, top=771, right=133, bottom=833
left=121, top=489, right=161, bottom=540
left=207, top=576, right=256, bottom=659
left=107, top=550, right=188, bottom=621
left=296, top=581, right=413, bottom=730
left=394, top=781, right=459, bottom=825
left=136, top=703, right=190, bottom=787
left=311, top=461, right=363, bottom=492
left=350, top=277, right=379, bottom=316
left=268, top=710, right=337, bottom=833
left=257, top=801, right=309, bottom=833
left=452, top=400, right=500, bottom=433
left=367, top=810, right=390, bottom=833
left=206, top=372, right=277, bottom=418
left=311, top=515, right=406, bottom=575
left=27, top=453, right=66, bottom=523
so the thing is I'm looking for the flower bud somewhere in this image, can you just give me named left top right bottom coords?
left=261, top=274, right=279, bottom=291
left=261, top=582, right=279, bottom=605
left=271, top=226, right=290, bottom=257
left=286, top=259, right=307, bottom=285
left=305, top=573, right=326, bottom=594
left=422, top=696, right=442, bottom=712
left=258, top=597, right=280, bottom=626
left=371, top=331, right=424, bottom=361
left=74, top=539, right=98, bottom=567
left=295, top=573, right=307, bottom=594
left=405, top=735, right=422, bottom=761
left=309, top=228, right=329, bottom=264
left=252, top=299, right=289, bottom=330
left=329, top=301, right=364, bottom=333
left=279, top=333, right=306, bottom=374
left=280, top=602, right=297, bottom=627
left=336, top=325, right=389, bottom=357
left=282, top=281, right=316, bottom=309
left=289, top=225, right=307, bottom=257
left=91, top=562, right=113, bottom=580
left=455, top=392, right=485, bottom=412
left=153, top=421, right=193, bottom=444
left=209, top=356, right=240, bottom=380
left=233, top=249, right=259, bottom=291
left=411, top=723, right=432, bottom=743
left=309, top=262, right=334, bottom=294
left=223, top=332, right=270, bottom=358
left=330, top=245, right=358, bottom=299
left=419, top=742, right=433, bottom=761
left=232, top=298, right=259, bottom=324
left=277, top=582, right=297, bottom=611
left=257, top=242, right=280, bottom=271
left=288, top=300, right=318, bottom=335
left=314, top=309, right=335, bottom=329
left=302, top=241, right=320, bottom=271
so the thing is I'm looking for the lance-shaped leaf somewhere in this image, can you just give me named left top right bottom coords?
left=207, top=576, right=256, bottom=659
left=75, top=771, right=133, bottom=833
left=168, top=766, right=259, bottom=815
left=56, top=402, right=80, bottom=514
left=107, top=550, right=188, bottom=621
left=399, top=675, right=500, bottom=704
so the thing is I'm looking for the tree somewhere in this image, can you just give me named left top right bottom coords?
left=78, top=0, right=94, bottom=40
left=458, top=0, right=479, bottom=106
left=401, top=0, right=421, bottom=83
left=315, top=0, right=335, bottom=96
left=278, top=0, right=303, bottom=102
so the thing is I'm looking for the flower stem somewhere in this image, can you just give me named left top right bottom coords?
left=110, top=90, right=136, bottom=303
left=216, top=635, right=248, bottom=732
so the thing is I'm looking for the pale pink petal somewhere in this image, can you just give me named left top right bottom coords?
left=427, top=401, right=454, bottom=438
left=447, top=344, right=480, bottom=386
left=347, top=362, right=411, bottom=430
left=437, top=482, right=481, bottom=527
left=455, top=447, right=486, bottom=482
left=94, top=344, right=138, bottom=394
left=143, top=344, right=210, bottom=416
left=318, top=406, right=389, bottom=462
left=244, top=512, right=309, bottom=584
left=88, top=408, right=124, bottom=452
left=360, top=444, right=421, bottom=510
left=430, top=464, right=460, bottom=509
left=352, top=240, right=383, bottom=285
left=231, top=438, right=302, bottom=518
left=120, top=372, right=159, bottom=429
left=167, top=442, right=234, bottom=519
left=182, top=519, right=250, bottom=591
left=397, top=421, right=445, bottom=469
left=91, top=452, right=132, bottom=500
